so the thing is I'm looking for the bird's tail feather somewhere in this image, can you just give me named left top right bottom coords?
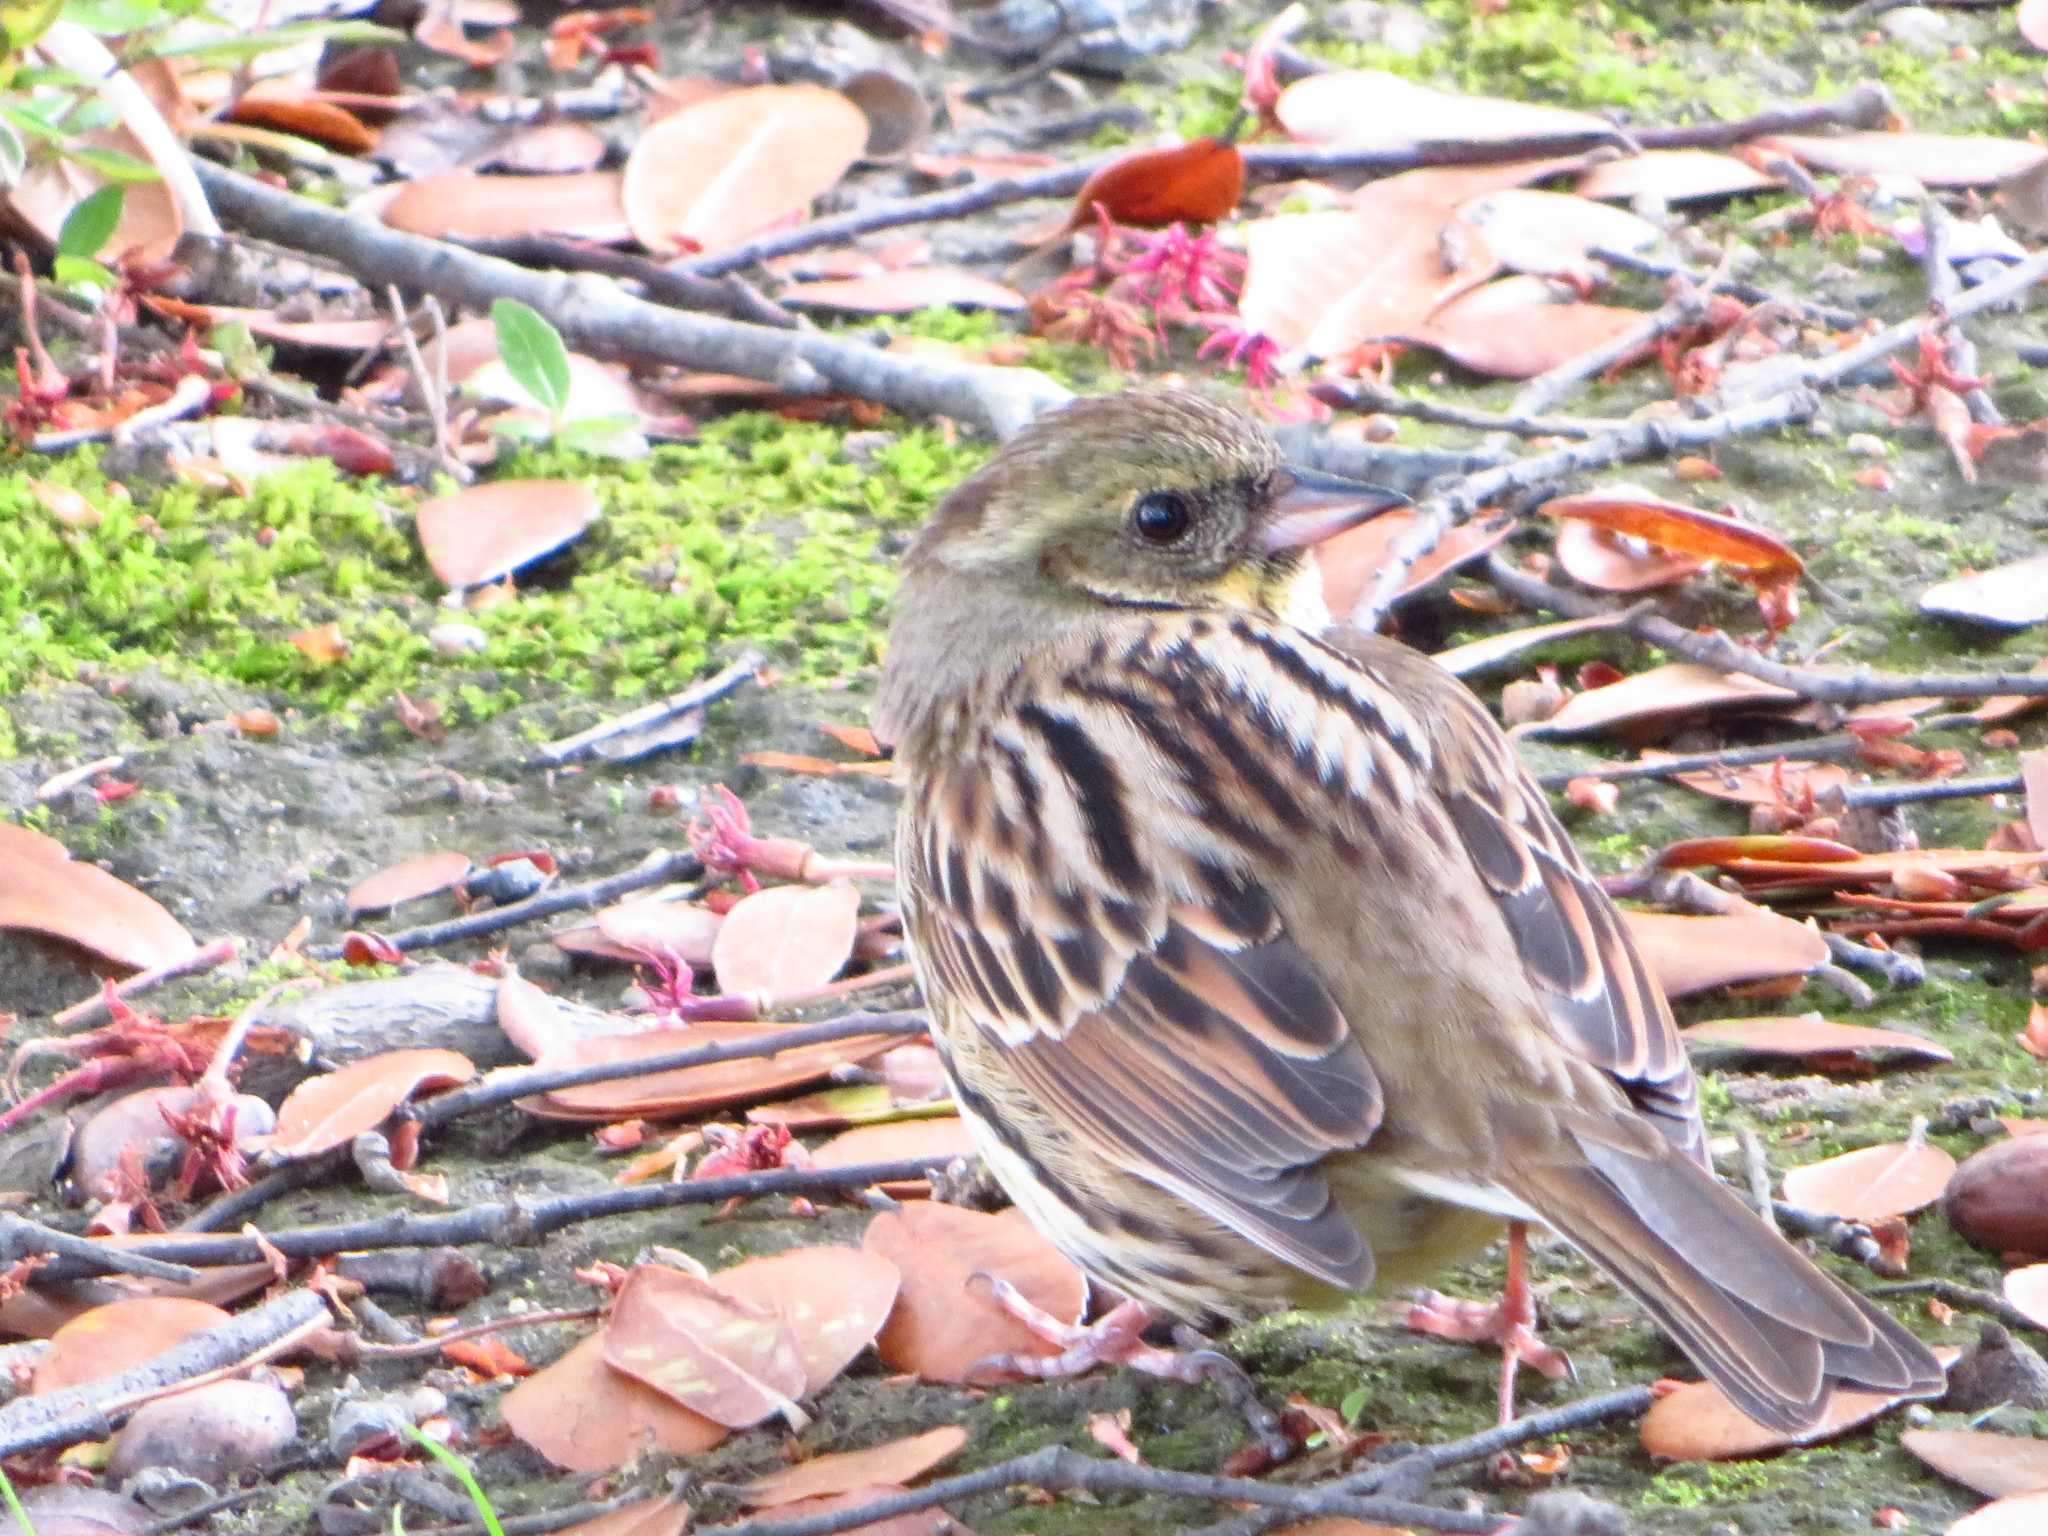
left=1507, top=1141, right=1945, bottom=1435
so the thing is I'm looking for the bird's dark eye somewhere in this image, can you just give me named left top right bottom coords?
left=1131, top=490, right=1194, bottom=545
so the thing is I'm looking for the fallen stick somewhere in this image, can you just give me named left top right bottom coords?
left=1531, top=712, right=1985, bottom=790
left=532, top=651, right=762, bottom=767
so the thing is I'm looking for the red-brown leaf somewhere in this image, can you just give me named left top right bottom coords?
left=1901, top=1426, right=2048, bottom=1497
left=1066, top=138, right=1243, bottom=229
left=267, top=1047, right=475, bottom=1158
left=708, top=1245, right=902, bottom=1395
left=1781, top=1140, right=1957, bottom=1222
left=415, top=479, right=601, bottom=590
left=1622, top=909, right=1829, bottom=999
left=501, top=1330, right=726, bottom=1471
left=604, top=1264, right=806, bottom=1428
left=526, top=1023, right=898, bottom=1121
left=711, top=880, right=861, bottom=996
left=1640, top=1348, right=1955, bottom=1460
left=741, top=1426, right=968, bottom=1507
left=33, top=1298, right=230, bottom=1394
left=1679, top=1013, right=1952, bottom=1072
left=0, top=822, right=197, bottom=972
left=345, top=850, right=472, bottom=916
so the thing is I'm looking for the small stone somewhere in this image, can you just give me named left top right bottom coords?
left=1942, top=1323, right=2048, bottom=1412
left=1879, top=5, right=1949, bottom=50
left=108, top=1379, right=295, bottom=1484
left=1518, top=1489, right=1630, bottom=1536
left=1361, top=413, right=1399, bottom=442
left=428, top=622, right=488, bottom=658
left=127, top=1467, right=215, bottom=1518
left=1845, top=432, right=1889, bottom=458
left=328, top=1396, right=415, bottom=1460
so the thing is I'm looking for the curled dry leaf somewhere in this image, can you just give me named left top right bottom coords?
left=383, top=171, right=631, bottom=243
left=1640, top=1348, right=1955, bottom=1460
left=224, top=84, right=375, bottom=154
left=345, top=850, right=473, bottom=916
left=604, top=1264, right=807, bottom=1429
left=1921, top=554, right=2048, bottom=629
left=1757, top=132, right=2047, bottom=189
left=0, top=822, right=196, bottom=972
left=1540, top=488, right=1803, bottom=583
left=1781, top=1140, right=1957, bottom=1223
left=415, top=479, right=602, bottom=590
left=1679, top=1013, right=1952, bottom=1072
left=623, top=85, right=868, bottom=256
left=1275, top=70, right=1610, bottom=149
left=711, top=880, right=862, bottom=997
left=779, top=270, right=1025, bottom=314
left=524, top=1022, right=899, bottom=1121
left=496, top=970, right=576, bottom=1060
left=1515, top=662, right=1798, bottom=738
left=501, top=1330, right=726, bottom=1471
left=863, top=1203, right=1087, bottom=1384
left=741, top=1425, right=968, bottom=1508
left=33, top=1297, right=230, bottom=1394
left=709, top=1246, right=903, bottom=1395
left=1576, top=150, right=1781, bottom=204
left=1554, top=519, right=1707, bottom=592
left=267, top=1047, right=475, bottom=1159
left=1621, top=908, right=1829, bottom=999
left=1065, top=137, right=1244, bottom=228
left=1901, top=1426, right=2048, bottom=1498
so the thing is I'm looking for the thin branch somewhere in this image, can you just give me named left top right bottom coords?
left=192, top=164, right=1072, bottom=440
left=1592, top=246, right=1861, bottom=330
left=33, top=1158, right=958, bottom=1282
left=532, top=651, right=761, bottom=766
left=1507, top=280, right=1712, bottom=422
left=1531, top=712, right=1984, bottom=790
left=1484, top=555, right=2048, bottom=705
left=456, top=234, right=797, bottom=328
left=1839, top=771, right=2023, bottom=809
left=305, top=848, right=704, bottom=959
left=1315, top=378, right=1603, bottom=439
left=0, top=1213, right=198, bottom=1284
left=51, top=937, right=240, bottom=1027
left=696, top=1444, right=1500, bottom=1536
left=1872, top=1279, right=2048, bottom=1337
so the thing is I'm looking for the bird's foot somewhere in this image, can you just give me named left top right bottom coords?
left=966, top=1275, right=1289, bottom=1459
left=1405, top=1291, right=1575, bottom=1423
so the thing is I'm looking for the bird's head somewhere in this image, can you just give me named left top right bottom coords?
left=900, top=388, right=1407, bottom=627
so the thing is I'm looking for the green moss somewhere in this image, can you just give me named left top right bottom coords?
left=0, top=413, right=989, bottom=751
left=1641, top=1459, right=1786, bottom=1509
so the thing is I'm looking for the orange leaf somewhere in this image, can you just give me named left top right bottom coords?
left=707, top=1246, right=901, bottom=1396
left=810, top=1116, right=978, bottom=1198
left=1066, top=138, right=1243, bottom=229
left=225, top=84, right=374, bottom=153
left=1622, top=909, right=1829, bottom=999
left=2020, top=999, right=2048, bottom=1060
left=604, top=1264, right=806, bottom=1428
left=1640, top=1348, right=1956, bottom=1460
left=741, top=751, right=896, bottom=778
left=1902, top=1426, right=2048, bottom=1498
left=1780, top=1139, right=1957, bottom=1222
left=345, top=849, right=472, bottom=916
left=816, top=722, right=882, bottom=757
left=34, top=1298, right=229, bottom=1393
left=443, top=1335, right=532, bottom=1377
left=501, top=1330, right=725, bottom=1470
left=415, top=479, right=600, bottom=590
left=0, top=821, right=196, bottom=972
left=1552, top=519, right=1706, bottom=593
left=526, top=1023, right=898, bottom=1121
left=1679, top=1013, right=1951, bottom=1072
left=289, top=621, right=351, bottom=664
left=862, top=1204, right=1085, bottom=1384
left=741, top=1426, right=967, bottom=1507
left=267, top=1047, right=475, bottom=1158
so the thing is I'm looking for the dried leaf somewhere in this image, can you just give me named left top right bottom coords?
left=1430, top=612, right=1636, bottom=677
left=495, top=971, right=578, bottom=1061
left=1516, top=662, right=1798, bottom=738
left=604, top=1264, right=806, bottom=1428
left=810, top=1116, right=978, bottom=1197
left=711, top=881, right=861, bottom=996
left=1901, top=1426, right=2048, bottom=1497
left=779, top=269, right=1025, bottom=313
left=527, top=1023, right=898, bottom=1121
left=623, top=85, right=867, bottom=256
left=415, top=479, right=601, bottom=590
left=1922, top=554, right=2048, bottom=628
left=818, top=723, right=883, bottom=757
left=382, top=170, right=630, bottom=243
left=750, top=1487, right=974, bottom=1536
left=2004, top=1265, right=2048, bottom=1331
left=595, top=899, right=723, bottom=965
left=345, top=850, right=473, bottom=916
left=501, top=1330, right=726, bottom=1470
left=555, top=1496, right=693, bottom=1536
left=1622, top=909, right=1829, bottom=999
left=267, top=1047, right=475, bottom=1158
left=33, top=1298, right=229, bottom=1394
left=1576, top=151, right=1781, bottom=204
left=1553, top=519, right=1706, bottom=592
left=863, top=1204, right=1086, bottom=1384
left=1679, top=1013, right=1951, bottom=1071
left=1540, top=488, right=1803, bottom=582
left=0, top=821, right=197, bottom=972
left=1781, top=1140, right=1957, bottom=1222
left=225, top=84, right=374, bottom=153
left=1657, top=758, right=1851, bottom=807
left=1066, top=138, right=1244, bottom=228
left=1453, top=189, right=1662, bottom=280
left=1276, top=71, right=1609, bottom=149
left=1759, top=132, right=2047, bottom=189
left=740, top=751, right=896, bottom=778
left=708, top=1246, right=902, bottom=1395
left=1640, top=1348, right=1955, bottom=1460
left=1407, top=276, right=1651, bottom=380
left=1316, top=511, right=1515, bottom=618
left=742, top=1426, right=968, bottom=1507
left=1949, top=1491, right=2048, bottom=1534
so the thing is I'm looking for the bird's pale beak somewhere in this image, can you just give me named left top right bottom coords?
left=1256, top=467, right=1410, bottom=553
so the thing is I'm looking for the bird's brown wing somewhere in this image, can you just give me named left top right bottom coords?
left=1331, top=634, right=1706, bottom=1164
left=901, top=641, right=1383, bottom=1290
left=1326, top=632, right=1944, bottom=1429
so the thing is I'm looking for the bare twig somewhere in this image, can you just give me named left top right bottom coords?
left=456, top=234, right=797, bottom=328
left=1592, top=246, right=1861, bottom=330
left=1484, top=555, right=2048, bottom=706
left=1872, top=1279, right=2048, bottom=1336
left=1839, top=771, right=2024, bottom=809
left=1531, top=712, right=1984, bottom=790
left=305, top=848, right=703, bottom=960
left=533, top=651, right=762, bottom=766
left=1507, top=278, right=1714, bottom=422
left=51, top=937, right=241, bottom=1027
left=0, top=1214, right=198, bottom=1284
left=1917, top=198, right=2002, bottom=427
left=193, top=164, right=1071, bottom=439
left=1315, top=378, right=1602, bottom=439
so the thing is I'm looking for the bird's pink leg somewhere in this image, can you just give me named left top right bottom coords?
left=965, top=1274, right=1210, bottom=1383
left=1403, top=1220, right=1575, bottom=1424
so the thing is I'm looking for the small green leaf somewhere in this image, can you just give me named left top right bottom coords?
left=131, top=18, right=398, bottom=62
left=59, top=143, right=158, bottom=182
left=61, top=0, right=160, bottom=33
left=400, top=1426, right=504, bottom=1536
left=1339, top=1384, right=1370, bottom=1424
left=557, top=413, right=648, bottom=460
left=52, top=252, right=115, bottom=289
left=56, top=183, right=121, bottom=259
left=490, top=298, right=571, bottom=422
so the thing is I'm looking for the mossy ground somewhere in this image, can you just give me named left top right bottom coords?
left=6, top=0, right=2048, bottom=1531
